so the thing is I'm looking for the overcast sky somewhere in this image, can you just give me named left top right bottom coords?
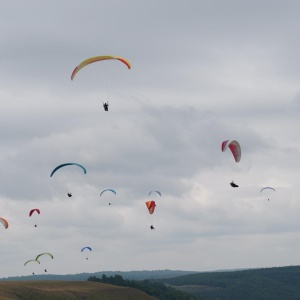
left=0, top=0, right=300, bottom=278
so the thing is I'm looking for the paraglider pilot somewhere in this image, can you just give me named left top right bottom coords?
left=103, top=102, right=109, bottom=111
left=44, top=269, right=47, bottom=273
left=150, top=225, right=155, bottom=230
left=34, top=224, right=37, bottom=228
left=67, top=193, right=72, bottom=197
left=230, top=181, right=239, bottom=188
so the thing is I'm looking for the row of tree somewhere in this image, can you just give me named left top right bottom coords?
left=88, top=274, right=202, bottom=300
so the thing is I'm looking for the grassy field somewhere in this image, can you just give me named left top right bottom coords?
left=0, top=280, right=157, bottom=300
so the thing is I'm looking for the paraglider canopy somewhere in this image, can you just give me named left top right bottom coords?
left=29, top=209, right=40, bottom=217
left=260, top=187, right=275, bottom=193
left=100, top=189, right=116, bottom=197
left=24, top=259, right=40, bottom=267
left=148, top=191, right=161, bottom=197
left=81, top=246, right=92, bottom=252
left=221, top=140, right=241, bottom=163
left=145, top=201, right=156, bottom=214
left=0, top=217, right=8, bottom=229
left=35, top=252, right=54, bottom=261
left=50, top=163, right=87, bottom=177
left=71, top=55, right=131, bottom=80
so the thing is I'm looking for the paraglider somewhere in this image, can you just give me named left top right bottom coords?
left=50, top=163, right=87, bottom=177
left=260, top=187, right=275, bottom=201
left=100, top=189, right=116, bottom=205
left=67, top=193, right=72, bottom=197
left=24, top=259, right=40, bottom=275
left=29, top=209, right=40, bottom=227
left=230, top=181, right=239, bottom=188
left=103, top=101, right=109, bottom=111
left=71, top=56, right=131, bottom=111
left=0, top=217, right=8, bottom=229
left=35, top=253, right=53, bottom=272
left=71, top=55, right=131, bottom=80
left=146, top=201, right=156, bottom=230
left=221, top=140, right=241, bottom=163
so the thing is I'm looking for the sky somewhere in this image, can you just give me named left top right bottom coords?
left=0, top=0, right=300, bottom=278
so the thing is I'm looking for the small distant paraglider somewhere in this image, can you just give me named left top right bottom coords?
left=230, top=181, right=239, bottom=188
left=103, top=101, right=109, bottom=111
left=146, top=200, right=156, bottom=230
left=29, top=209, right=40, bottom=227
left=67, top=193, right=72, bottom=197
left=100, top=189, right=116, bottom=205
left=260, top=186, right=275, bottom=201
left=35, top=252, right=53, bottom=273
left=24, top=259, right=40, bottom=275
left=81, top=246, right=92, bottom=260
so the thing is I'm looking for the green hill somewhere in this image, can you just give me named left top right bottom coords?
left=0, top=281, right=157, bottom=300
left=154, top=265, right=300, bottom=300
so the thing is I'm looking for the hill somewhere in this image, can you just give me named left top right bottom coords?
left=0, top=280, right=157, bottom=300
left=0, top=269, right=197, bottom=282
left=154, top=265, right=300, bottom=300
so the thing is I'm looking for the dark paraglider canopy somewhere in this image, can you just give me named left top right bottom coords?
left=230, top=181, right=239, bottom=188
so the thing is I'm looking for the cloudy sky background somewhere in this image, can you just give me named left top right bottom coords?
left=0, top=0, right=300, bottom=277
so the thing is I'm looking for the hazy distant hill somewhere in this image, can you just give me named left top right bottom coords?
left=0, top=269, right=198, bottom=282
left=154, top=265, right=300, bottom=300
left=0, top=281, right=157, bottom=300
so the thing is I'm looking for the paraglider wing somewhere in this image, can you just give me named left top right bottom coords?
left=145, top=201, right=156, bottom=214
left=81, top=247, right=92, bottom=252
left=24, top=259, right=40, bottom=267
left=0, top=218, right=8, bottom=229
left=50, top=163, right=87, bottom=177
left=260, top=187, right=275, bottom=193
left=35, top=252, right=54, bottom=260
left=221, top=140, right=241, bottom=163
left=148, top=191, right=161, bottom=197
left=29, top=209, right=40, bottom=217
left=71, top=55, right=131, bottom=80
left=100, top=189, right=116, bottom=197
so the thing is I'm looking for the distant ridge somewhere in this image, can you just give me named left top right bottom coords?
left=0, top=269, right=198, bottom=282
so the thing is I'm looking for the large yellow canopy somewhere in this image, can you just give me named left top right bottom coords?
left=71, top=55, right=131, bottom=80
